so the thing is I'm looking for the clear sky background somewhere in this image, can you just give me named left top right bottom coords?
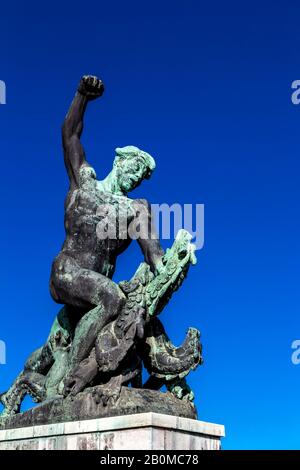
left=0, top=0, right=300, bottom=450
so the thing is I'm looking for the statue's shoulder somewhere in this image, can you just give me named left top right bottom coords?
left=77, top=164, right=98, bottom=191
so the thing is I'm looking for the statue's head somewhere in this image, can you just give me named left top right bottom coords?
left=113, top=146, right=156, bottom=193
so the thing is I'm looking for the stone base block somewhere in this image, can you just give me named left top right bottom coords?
left=0, top=387, right=196, bottom=430
left=0, top=412, right=225, bottom=450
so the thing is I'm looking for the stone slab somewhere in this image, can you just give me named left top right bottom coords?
left=0, top=412, right=225, bottom=450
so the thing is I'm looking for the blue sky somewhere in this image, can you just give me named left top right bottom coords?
left=1, top=0, right=300, bottom=449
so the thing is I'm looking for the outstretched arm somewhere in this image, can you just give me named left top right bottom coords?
left=62, top=75, right=104, bottom=187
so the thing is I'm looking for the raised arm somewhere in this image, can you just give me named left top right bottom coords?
left=62, top=75, right=104, bottom=187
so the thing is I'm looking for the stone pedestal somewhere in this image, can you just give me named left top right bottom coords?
left=0, top=412, right=225, bottom=450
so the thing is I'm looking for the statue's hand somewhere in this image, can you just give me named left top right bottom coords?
left=154, top=259, right=165, bottom=277
left=78, top=75, right=104, bottom=100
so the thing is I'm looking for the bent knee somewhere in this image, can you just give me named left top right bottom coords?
left=50, top=277, right=61, bottom=304
left=50, top=255, right=126, bottom=313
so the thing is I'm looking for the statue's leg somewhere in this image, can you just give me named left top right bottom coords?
left=0, top=307, right=75, bottom=418
left=50, top=254, right=125, bottom=311
left=62, top=348, right=98, bottom=397
left=51, top=258, right=126, bottom=393
left=24, top=343, right=54, bottom=374
left=0, top=345, right=51, bottom=418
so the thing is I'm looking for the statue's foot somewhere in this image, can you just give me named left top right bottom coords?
left=0, top=391, right=19, bottom=419
left=63, top=355, right=99, bottom=398
left=92, top=376, right=122, bottom=407
left=167, top=377, right=196, bottom=403
left=0, top=392, right=8, bottom=416
left=63, top=376, right=89, bottom=398
left=0, top=407, right=14, bottom=422
left=0, top=391, right=6, bottom=406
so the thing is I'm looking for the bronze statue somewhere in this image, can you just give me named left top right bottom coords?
left=0, top=76, right=202, bottom=427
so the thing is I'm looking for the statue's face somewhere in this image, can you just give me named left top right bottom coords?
left=116, top=157, right=149, bottom=193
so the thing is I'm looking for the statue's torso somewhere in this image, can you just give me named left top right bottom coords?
left=59, top=167, right=135, bottom=277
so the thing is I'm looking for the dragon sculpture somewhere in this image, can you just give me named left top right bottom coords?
left=1, top=230, right=202, bottom=420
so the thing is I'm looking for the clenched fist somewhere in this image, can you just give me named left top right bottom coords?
left=78, top=75, right=104, bottom=100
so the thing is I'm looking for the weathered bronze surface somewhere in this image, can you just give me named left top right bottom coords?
left=0, top=76, right=203, bottom=427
